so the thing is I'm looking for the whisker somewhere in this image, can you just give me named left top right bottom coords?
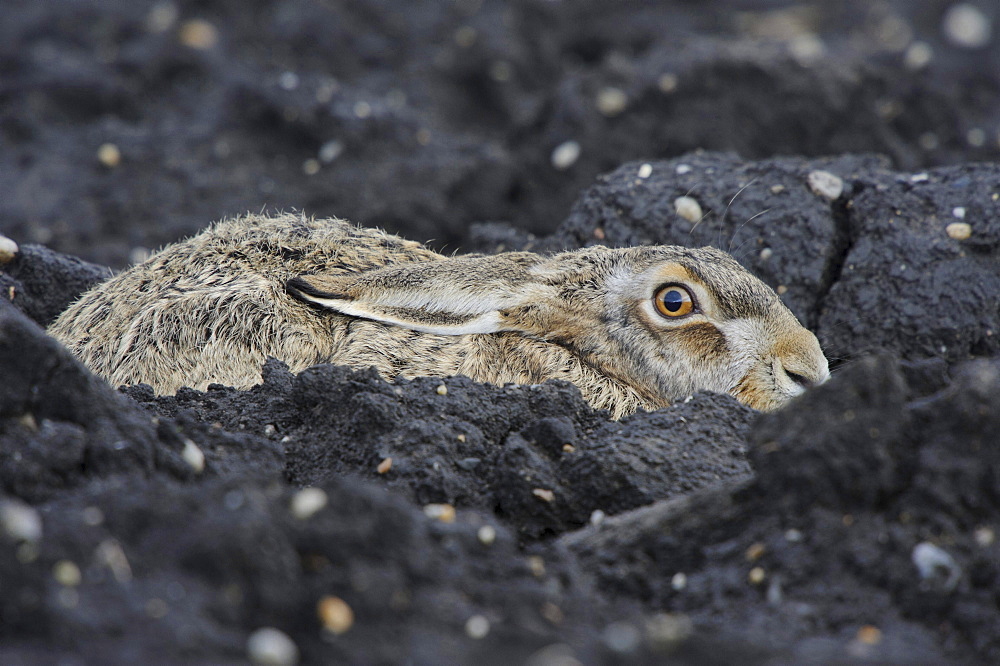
left=688, top=208, right=713, bottom=237
left=723, top=178, right=757, bottom=222
left=729, top=207, right=772, bottom=255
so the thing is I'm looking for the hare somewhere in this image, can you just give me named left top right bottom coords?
left=48, top=212, right=828, bottom=418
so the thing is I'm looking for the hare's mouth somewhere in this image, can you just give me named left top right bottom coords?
left=730, top=371, right=786, bottom=412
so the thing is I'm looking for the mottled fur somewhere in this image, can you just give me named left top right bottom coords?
left=49, top=213, right=828, bottom=418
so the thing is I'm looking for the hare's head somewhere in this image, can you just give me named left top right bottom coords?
left=286, top=245, right=828, bottom=412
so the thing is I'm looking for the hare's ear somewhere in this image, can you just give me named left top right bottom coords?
left=286, top=253, right=555, bottom=336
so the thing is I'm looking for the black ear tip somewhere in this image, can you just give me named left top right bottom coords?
left=286, top=276, right=349, bottom=301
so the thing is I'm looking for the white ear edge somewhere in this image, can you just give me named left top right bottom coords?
left=381, top=312, right=504, bottom=336
left=309, top=296, right=505, bottom=336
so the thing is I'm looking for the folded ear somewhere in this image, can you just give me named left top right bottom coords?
left=286, top=253, right=556, bottom=336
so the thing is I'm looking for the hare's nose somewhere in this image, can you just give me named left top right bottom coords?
left=778, top=356, right=830, bottom=393
left=785, top=369, right=817, bottom=390
left=773, top=326, right=830, bottom=394
left=787, top=368, right=831, bottom=390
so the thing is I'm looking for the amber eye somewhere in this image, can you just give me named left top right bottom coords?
left=653, top=284, right=695, bottom=318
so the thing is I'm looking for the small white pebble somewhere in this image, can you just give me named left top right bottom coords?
left=759, top=247, right=773, bottom=261
left=974, top=526, right=995, bottom=547
left=876, top=99, right=902, bottom=119
left=637, top=163, right=652, bottom=179
left=766, top=576, right=783, bottom=605
left=82, top=506, right=104, bottom=526
left=601, top=621, right=641, bottom=654
left=423, top=503, right=456, bottom=523
left=315, top=79, right=339, bottom=103
left=951, top=206, right=967, bottom=219
left=454, top=25, right=477, bottom=48
left=247, top=627, right=299, bottom=666
left=477, top=525, right=497, bottom=545
left=784, top=528, right=804, bottom=543
left=96, top=539, right=133, bottom=583
left=904, top=41, right=934, bottom=70
left=919, top=132, right=940, bottom=150
left=319, top=140, right=343, bottom=163
left=657, top=73, right=678, bottom=93
left=807, top=170, right=844, bottom=200
left=532, top=488, right=555, bottom=503
left=178, top=19, right=219, bottom=50
left=967, top=127, right=987, bottom=147
left=943, top=3, right=992, bottom=49
left=589, top=509, right=606, bottom=527
left=181, top=438, right=205, bottom=473
left=353, top=101, right=372, bottom=119
left=788, top=34, right=825, bottom=63
left=674, top=196, right=703, bottom=223
left=551, top=140, right=581, bottom=170
left=645, top=613, right=693, bottom=645
left=0, top=500, right=42, bottom=543
left=489, top=60, right=512, bottom=82
left=290, top=487, right=328, bottom=520
left=912, top=541, right=962, bottom=590
left=465, top=614, right=491, bottom=639
left=145, top=2, right=178, bottom=33
left=675, top=163, right=692, bottom=175
left=909, top=172, right=930, bottom=183
left=97, top=143, right=121, bottom=168
left=436, top=384, right=448, bottom=396
left=671, top=572, right=687, bottom=590
left=0, top=235, right=19, bottom=264
left=317, top=596, right=354, bottom=635
left=278, top=72, right=299, bottom=91
left=53, top=560, right=82, bottom=587
left=595, top=87, right=627, bottom=116
left=946, top=222, right=972, bottom=240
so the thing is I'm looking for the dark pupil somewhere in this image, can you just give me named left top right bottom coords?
left=661, top=290, right=684, bottom=312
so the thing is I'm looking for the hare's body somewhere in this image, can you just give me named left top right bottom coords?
left=49, top=213, right=829, bottom=418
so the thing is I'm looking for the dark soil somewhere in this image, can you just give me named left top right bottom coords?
left=2, top=1, right=1000, bottom=664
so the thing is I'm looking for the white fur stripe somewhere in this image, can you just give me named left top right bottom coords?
left=306, top=297, right=503, bottom=335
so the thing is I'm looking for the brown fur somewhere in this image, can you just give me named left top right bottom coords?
left=48, top=213, right=829, bottom=418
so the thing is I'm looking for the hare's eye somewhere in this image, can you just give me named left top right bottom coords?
left=653, top=285, right=695, bottom=318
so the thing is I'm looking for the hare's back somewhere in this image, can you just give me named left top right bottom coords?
left=156, top=213, right=444, bottom=279
left=46, top=214, right=445, bottom=392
